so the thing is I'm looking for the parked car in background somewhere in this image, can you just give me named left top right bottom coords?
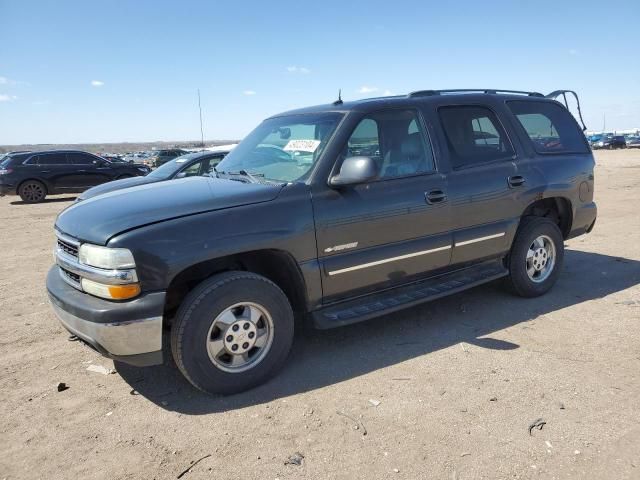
left=102, top=155, right=151, bottom=172
left=77, top=150, right=229, bottom=201
left=592, top=135, right=626, bottom=149
left=625, top=136, right=640, bottom=148
left=148, top=149, right=189, bottom=168
left=0, top=150, right=149, bottom=203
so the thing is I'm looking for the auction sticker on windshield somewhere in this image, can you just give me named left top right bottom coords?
left=283, top=139, right=321, bottom=153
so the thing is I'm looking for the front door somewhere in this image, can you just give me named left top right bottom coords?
left=312, top=109, right=452, bottom=303
left=66, top=152, right=114, bottom=187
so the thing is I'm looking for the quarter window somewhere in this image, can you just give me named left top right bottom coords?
left=344, top=110, right=435, bottom=180
left=507, top=101, right=589, bottom=154
left=438, top=106, right=514, bottom=168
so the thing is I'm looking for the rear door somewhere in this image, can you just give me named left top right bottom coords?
left=312, top=109, right=452, bottom=303
left=434, top=104, right=524, bottom=265
left=35, top=153, right=76, bottom=191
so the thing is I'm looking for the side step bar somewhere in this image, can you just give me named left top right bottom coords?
left=312, top=259, right=508, bottom=329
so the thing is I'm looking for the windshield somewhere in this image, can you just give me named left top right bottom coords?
left=147, top=153, right=199, bottom=178
left=216, top=112, right=343, bottom=182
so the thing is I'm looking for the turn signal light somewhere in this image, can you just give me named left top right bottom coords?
left=81, top=278, right=141, bottom=300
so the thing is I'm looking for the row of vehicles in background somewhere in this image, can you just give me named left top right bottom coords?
left=588, top=133, right=640, bottom=149
left=0, top=148, right=231, bottom=203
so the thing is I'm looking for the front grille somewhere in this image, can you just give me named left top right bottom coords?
left=60, top=267, right=80, bottom=284
left=57, top=238, right=78, bottom=257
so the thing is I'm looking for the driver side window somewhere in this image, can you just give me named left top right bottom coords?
left=344, top=110, right=435, bottom=180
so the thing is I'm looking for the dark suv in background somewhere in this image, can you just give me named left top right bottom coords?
left=592, top=135, right=626, bottom=149
left=0, top=150, right=149, bottom=203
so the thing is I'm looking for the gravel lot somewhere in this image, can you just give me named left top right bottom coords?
left=1, top=149, right=639, bottom=480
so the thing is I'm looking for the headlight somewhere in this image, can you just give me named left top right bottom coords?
left=78, top=244, right=136, bottom=269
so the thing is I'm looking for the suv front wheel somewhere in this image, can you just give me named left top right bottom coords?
left=171, top=271, right=294, bottom=395
left=505, top=217, right=564, bottom=297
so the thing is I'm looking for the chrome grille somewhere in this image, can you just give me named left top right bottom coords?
left=60, top=267, right=81, bottom=285
left=57, top=238, right=79, bottom=257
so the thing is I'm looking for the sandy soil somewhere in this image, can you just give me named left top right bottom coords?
left=1, top=149, right=639, bottom=480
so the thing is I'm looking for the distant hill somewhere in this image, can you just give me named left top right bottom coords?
left=0, top=140, right=240, bottom=155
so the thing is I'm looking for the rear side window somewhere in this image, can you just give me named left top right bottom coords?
left=37, top=153, right=68, bottom=165
left=438, top=106, right=514, bottom=169
left=507, top=101, right=589, bottom=154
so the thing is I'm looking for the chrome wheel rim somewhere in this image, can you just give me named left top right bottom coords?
left=206, top=302, right=274, bottom=373
left=22, top=183, right=44, bottom=202
left=526, top=234, right=556, bottom=283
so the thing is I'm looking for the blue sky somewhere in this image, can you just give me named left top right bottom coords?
left=1, top=0, right=638, bottom=144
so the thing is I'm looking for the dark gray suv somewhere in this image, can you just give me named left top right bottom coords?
left=47, top=89, right=596, bottom=394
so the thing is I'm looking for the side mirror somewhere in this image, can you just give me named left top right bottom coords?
left=175, top=172, right=187, bottom=179
left=329, top=156, right=378, bottom=187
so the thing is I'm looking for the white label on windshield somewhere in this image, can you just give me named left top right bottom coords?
left=283, top=139, right=321, bottom=153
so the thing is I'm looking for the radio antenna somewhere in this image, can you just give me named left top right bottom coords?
left=333, top=89, right=343, bottom=106
left=197, top=89, right=205, bottom=147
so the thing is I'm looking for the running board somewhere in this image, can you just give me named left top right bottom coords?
left=312, top=259, right=508, bottom=329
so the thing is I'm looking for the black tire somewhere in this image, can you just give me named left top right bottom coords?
left=505, top=217, right=564, bottom=298
left=18, top=180, right=47, bottom=203
left=170, top=271, right=294, bottom=395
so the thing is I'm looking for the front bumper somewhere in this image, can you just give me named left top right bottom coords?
left=47, top=266, right=165, bottom=366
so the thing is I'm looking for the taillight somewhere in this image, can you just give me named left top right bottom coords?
left=0, top=168, right=13, bottom=175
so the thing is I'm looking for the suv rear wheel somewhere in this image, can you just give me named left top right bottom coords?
left=505, top=217, right=564, bottom=297
left=170, top=271, right=294, bottom=395
left=18, top=180, right=47, bottom=203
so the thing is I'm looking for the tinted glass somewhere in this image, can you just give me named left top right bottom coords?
left=37, top=153, right=68, bottom=165
left=344, top=110, right=435, bottom=179
left=1, top=153, right=31, bottom=166
left=439, top=106, right=514, bottom=168
left=508, top=101, right=589, bottom=154
left=67, top=153, right=95, bottom=164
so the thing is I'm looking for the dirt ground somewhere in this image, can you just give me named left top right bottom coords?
left=1, top=149, right=639, bottom=480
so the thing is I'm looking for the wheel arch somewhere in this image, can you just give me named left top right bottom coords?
left=163, top=249, right=308, bottom=325
left=521, top=196, right=573, bottom=239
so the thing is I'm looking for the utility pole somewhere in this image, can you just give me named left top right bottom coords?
left=198, top=89, right=204, bottom=147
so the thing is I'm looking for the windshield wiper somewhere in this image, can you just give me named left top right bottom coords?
left=215, top=168, right=265, bottom=183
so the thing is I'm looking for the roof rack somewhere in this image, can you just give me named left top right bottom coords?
left=408, top=89, right=544, bottom=98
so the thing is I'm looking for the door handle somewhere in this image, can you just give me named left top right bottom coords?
left=425, top=189, right=447, bottom=204
left=39, top=170, right=51, bottom=173
left=508, top=175, right=526, bottom=188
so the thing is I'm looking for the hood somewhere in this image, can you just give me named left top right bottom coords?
left=56, top=176, right=284, bottom=244
left=78, top=175, right=160, bottom=200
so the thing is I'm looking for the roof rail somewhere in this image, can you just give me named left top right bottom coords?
left=408, top=89, right=544, bottom=98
